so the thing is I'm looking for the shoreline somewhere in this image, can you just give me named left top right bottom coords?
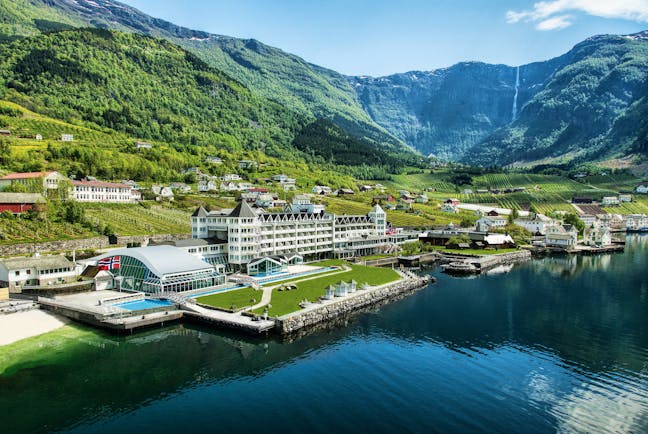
left=0, top=309, right=70, bottom=347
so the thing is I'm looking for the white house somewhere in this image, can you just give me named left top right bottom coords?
left=514, top=214, right=554, bottom=235
left=152, top=185, right=174, bottom=200
left=72, top=180, right=139, bottom=203
left=238, top=160, right=257, bottom=169
left=0, top=255, right=78, bottom=290
left=220, top=182, right=239, bottom=192
left=205, top=156, right=223, bottom=164
left=545, top=224, right=578, bottom=248
left=169, top=182, right=191, bottom=193
left=198, top=180, right=218, bottom=192
left=61, top=134, right=73, bottom=142
left=135, top=141, right=152, bottom=149
left=441, top=203, right=458, bottom=213
left=221, top=174, right=242, bottom=182
left=476, top=215, right=507, bottom=232
left=636, top=184, right=648, bottom=194
left=583, top=225, right=611, bottom=246
left=601, top=196, right=619, bottom=206
left=312, top=185, right=332, bottom=195
left=0, top=171, right=66, bottom=191
left=626, top=214, right=648, bottom=231
left=579, top=214, right=597, bottom=228
left=272, top=174, right=296, bottom=190
left=619, top=194, right=632, bottom=203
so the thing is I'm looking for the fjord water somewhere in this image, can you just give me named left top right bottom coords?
left=2, top=236, right=648, bottom=433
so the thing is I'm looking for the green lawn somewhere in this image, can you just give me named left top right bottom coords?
left=254, top=263, right=402, bottom=317
left=195, top=287, right=261, bottom=311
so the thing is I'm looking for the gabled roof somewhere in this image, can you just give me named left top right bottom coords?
left=1, top=255, right=72, bottom=271
left=229, top=200, right=258, bottom=218
left=0, top=171, right=56, bottom=180
left=192, top=206, right=208, bottom=218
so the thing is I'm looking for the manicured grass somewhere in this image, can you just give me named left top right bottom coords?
left=359, top=254, right=396, bottom=261
left=195, top=287, right=261, bottom=311
left=255, top=263, right=401, bottom=317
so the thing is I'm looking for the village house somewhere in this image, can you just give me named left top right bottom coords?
left=626, top=214, right=648, bottom=231
left=572, top=196, right=593, bottom=204
left=254, top=193, right=277, bottom=208
left=475, top=189, right=489, bottom=194
left=476, top=214, right=507, bottom=232
left=0, top=255, right=79, bottom=291
left=441, top=203, right=458, bottom=213
left=396, top=199, right=413, bottom=210
left=198, top=180, right=218, bottom=192
left=583, top=225, right=611, bottom=247
left=445, top=198, right=461, bottom=206
left=35, top=134, right=42, bottom=140
left=416, top=194, right=429, bottom=204
left=0, top=171, right=67, bottom=191
left=635, top=183, right=648, bottom=194
left=61, top=134, right=73, bottom=142
left=579, top=214, right=597, bottom=228
left=335, top=188, right=355, bottom=196
left=419, top=229, right=515, bottom=249
left=0, top=193, right=45, bottom=215
left=601, top=196, right=619, bottom=206
left=169, top=182, right=191, bottom=193
left=238, top=160, right=258, bottom=169
left=462, top=188, right=473, bottom=195
left=272, top=174, right=296, bottom=190
left=135, top=141, right=152, bottom=149
left=289, top=194, right=325, bottom=213
left=544, top=224, right=578, bottom=249
left=0, top=129, right=10, bottom=136
left=220, top=182, right=239, bottom=192
left=205, top=156, right=223, bottom=164
left=514, top=213, right=554, bottom=235
left=618, top=194, right=632, bottom=203
left=72, top=180, right=139, bottom=203
left=221, top=173, right=242, bottom=182
left=312, top=185, right=332, bottom=195
left=359, top=185, right=373, bottom=192
left=151, top=185, right=174, bottom=200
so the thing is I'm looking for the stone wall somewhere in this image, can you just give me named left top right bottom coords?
left=471, top=250, right=531, bottom=269
left=277, top=276, right=430, bottom=334
left=0, top=233, right=188, bottom=256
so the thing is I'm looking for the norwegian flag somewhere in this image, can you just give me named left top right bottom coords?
left=98, top=256, right=120, bottom=271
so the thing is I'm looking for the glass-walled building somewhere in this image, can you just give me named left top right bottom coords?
left=91, top=246, right=224, bottom=294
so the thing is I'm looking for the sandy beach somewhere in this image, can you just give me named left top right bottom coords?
left=0, top=309, right=70, bottom=346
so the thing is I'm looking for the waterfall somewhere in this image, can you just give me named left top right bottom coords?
left=511, top=66, right=520, bottom=122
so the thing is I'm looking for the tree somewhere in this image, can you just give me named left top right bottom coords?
left=564, top=213, right=585, bottom=234
left=0, top=138, right=11, bottom=166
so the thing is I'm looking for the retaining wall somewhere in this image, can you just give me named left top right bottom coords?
left=277, top=276, right=430, bottom=334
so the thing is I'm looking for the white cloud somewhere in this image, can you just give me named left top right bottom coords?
left=507, top=0, right=648, bottom=30
left=536, top=15, right=573, bottom=30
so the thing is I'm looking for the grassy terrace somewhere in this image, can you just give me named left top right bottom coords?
left=256, top=261, right=401, bottom=317
left=195, top=287, right=260, bottom=311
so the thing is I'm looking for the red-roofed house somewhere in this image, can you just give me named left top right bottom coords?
left=0, top=171, right=66, bottom=191
left=72, top=180, right=139, bottom=203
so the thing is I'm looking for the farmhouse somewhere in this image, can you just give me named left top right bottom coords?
left=545, top=224, right=578, bottom=248
left=0, top=193, right=45, bottom=215
left=476, top=215, right=507, bottom=232
left=636, top=184, right=648, bottom=194
left=0, top=171, right=66, bottom=191
left=0, top=255, right=78, bottom=291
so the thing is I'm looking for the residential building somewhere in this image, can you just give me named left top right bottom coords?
left=0, top=255, right=78, bottom=290
left=238, top=160, right=258, bottom=169
left=580, top=214, right=597, bottom=227
left=583, top=225, right=611, bottom=246
left=205, top=156, right=223, bottom=164
left=169, top=182, right=191, bottom=193
left=441, top=203, right=458, bottom=213
left=476, top=215, right=507, bottom=232
left=359, top=185, right=373, bottom=192
left=545, top=224, right=578, bottom=248
left=135, top=141, right=152, bottom=149
left=619, top=194, right=632, bottom=203
left=0, top=193, right=45, bottom=215
left=0, top=171, right=66, bottom=191
left=636, top=184, right=648, bottom=194
left=35, top=134, right=42, bottom=140
left=601, top=196, right=619, bottom=206
left=0, top=129, right=10, bottom=136
left=220, top=182, right=239, bottom=192
left=289, top=195, right=325, bottom=213
left=572, top=196, right=593, bottom=204
left=61, top=134, right=73, bottom=142
left=514, top=213, right=554, bottom=235
left=312, top=185, right=332, bottom=195
left=72, top=180, right=138, bottom=203
left=419, top=230, right=515, bottom=249
left=198, top=180, right=218, bottom=192
left=626, top=214, right=648, bottom=231
left=335, top=188, right=355, bottom=196
left=151, top=185, right=174, bottom=200
left=445, top=198, right=460, bottom=206
left=416, top=194, right=429, bottom=204
left=221, top=174, right=242, bottom=181
left=272, top=174, right=296, bottom=190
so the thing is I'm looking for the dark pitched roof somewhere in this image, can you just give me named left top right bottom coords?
left=192, top=206, right=208, bottom=217
left=229, top=200, right=258, bottom=218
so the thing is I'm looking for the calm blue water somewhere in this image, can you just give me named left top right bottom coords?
left=114, top=299, right=174, bottom=311
left=1, top=235, right=647, bottom=433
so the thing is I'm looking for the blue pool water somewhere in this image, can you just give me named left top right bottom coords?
left=258, top=266, right=336, bottom=284
left=252, top=271, right=287, bottom=278
left=189, top=285, right=247, bottom=298
left=115, top=299, right=174, bottom=311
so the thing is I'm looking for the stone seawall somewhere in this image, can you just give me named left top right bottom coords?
left=277, top=276, right=430, bottom=335
left=471, top=250, right=532, bottom=270
left=0, top=233, right=188, bottom=256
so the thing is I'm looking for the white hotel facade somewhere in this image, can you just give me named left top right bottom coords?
left=191, top=199, right=409, bottom=271
left=72, top=180, right=141, bottom=203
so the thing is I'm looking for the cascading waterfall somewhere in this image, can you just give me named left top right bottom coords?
left=511, top=65, right=520, bottom=122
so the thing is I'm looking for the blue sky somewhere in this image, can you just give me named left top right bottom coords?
left=122, top=0, right=648, bottom=76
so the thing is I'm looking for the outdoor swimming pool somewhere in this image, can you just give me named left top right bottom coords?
left=257, top=266, right=337, bottom=284
left=115, top=299, right=174, bottom=311
left=189, top=284, right=247, bottom=298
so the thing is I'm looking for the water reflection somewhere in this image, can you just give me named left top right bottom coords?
left=1, top=235, right=646, bottom=433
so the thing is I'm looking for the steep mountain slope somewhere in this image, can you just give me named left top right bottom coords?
left=470, top=32, right=648, bottom=166
left=350, top=55, right=572, bottom=160
left=0, top=0, right=405, bottom=151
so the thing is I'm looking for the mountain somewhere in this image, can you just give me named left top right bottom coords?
left=351, top=32, right=648, bottom=166
left=471, top=32, right=648, bottom=166
left=0, top=0, right=405, bottom=152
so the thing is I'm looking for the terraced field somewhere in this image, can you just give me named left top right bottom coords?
left=84, top=204, right=190, bottom=235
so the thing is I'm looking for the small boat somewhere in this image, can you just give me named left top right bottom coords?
left=441, top=261, right=479, bottom=275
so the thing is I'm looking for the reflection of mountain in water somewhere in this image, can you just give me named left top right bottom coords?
left=0, top=236, right=646, bottom=433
